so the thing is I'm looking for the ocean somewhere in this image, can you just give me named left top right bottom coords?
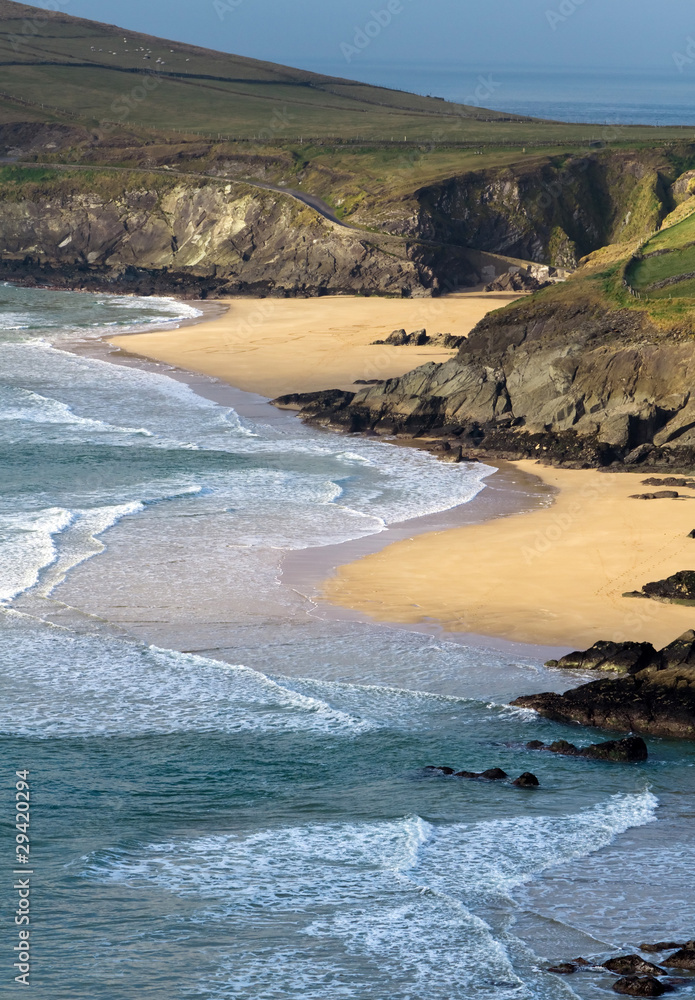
left=1, top=284, right=694, bottom=999
left=307, top=62, right=695, bottom=128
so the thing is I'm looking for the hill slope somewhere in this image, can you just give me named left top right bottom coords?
left=0, top=1, right=692, bottom=143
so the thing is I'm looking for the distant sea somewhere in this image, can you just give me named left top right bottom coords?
left=307, top=62, right=695, bottom=127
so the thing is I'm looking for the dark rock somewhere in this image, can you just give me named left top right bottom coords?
left=643, top=478, right=695, bottom=488
left=630, top=491, right=681, bottom=500
left=485, top=270, right=549, bottom=292
left=425, top=766, right=455, bottom=775
left=640, top=943, right=687, bottom=953
left=662, top=947, right=695, bottom=969
left=0, top=173, right=466, bottom=299
left=604, top=956, right=665, bottom=975
left=642, top=572, right=695, bottom=604
left=526, top=740, right=545, bottom=750
left=453, top=770, right=479, bottom=779
left=279, top=279, right=695, bottom=470
left=545, top=640, right=658, bottom=675
left=374, top=329, right=430, bottom=347
left=353, top=379, right=382, bottom=385
left=573, top=958, right=591, bottom=966
left=274, top=389, right=355, bottom=413
left=512, top=772, right=540, bottom=787
left=582, top=737, right=648, bottom=761
left=689, top=530, right=695, bottom=538
left=480, top=768, right=509, bottom=780
left=612, top=976, right=673, bottom=996
left=530, top=737, right=648, bottom=762
left=660, top=630, right=695, bottom=667
left=513, top=631, right=695, bottom=738
left=548, top=963, right=576, bottom=974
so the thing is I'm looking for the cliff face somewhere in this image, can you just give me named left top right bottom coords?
left=279, top=288, right=695, bottom=468
left=0, top=176, right=473, bottom=297
left=366, top=150, right=680, bottom=268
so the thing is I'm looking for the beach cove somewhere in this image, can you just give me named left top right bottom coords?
left=1, top=283, right=694, bottom=999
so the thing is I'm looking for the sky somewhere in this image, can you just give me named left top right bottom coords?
left=24, top=0, right=695, bottom=78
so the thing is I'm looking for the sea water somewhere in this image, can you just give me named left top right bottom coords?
left=0, top=284, right=694, bottom=999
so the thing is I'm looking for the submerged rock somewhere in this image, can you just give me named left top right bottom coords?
left=612, top=976, right=673, bottom=996
left=424, top=765, right=455, bottom=775
left=548, top=963, right=577, bottom=974
left=453, top=767, right=509, bottom=780
left=640, top=943, right=688, bottom=953
left=527, top=737, right=648, bottom=762
left=661, top=947, right=695, bottom=969
left=604, top=956, right=665, bottom=975
left=512, top=772, right=539, bottom=787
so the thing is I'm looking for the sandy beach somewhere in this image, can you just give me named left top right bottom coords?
left=109, top=291, right=695, bottom=652
left=109, top=292, right=520, bottom=397
left=323, top=462, right=695, bottom=649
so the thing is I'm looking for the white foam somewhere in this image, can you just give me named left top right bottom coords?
left=84, top=796, right=653, bottom=998
left=0, top=386, right=153, bottom=438
left=0, top=507, right=74, bottom=602
left=0, top=624, right=372, bottom=737
left=32, top=502, right=145, bottom=597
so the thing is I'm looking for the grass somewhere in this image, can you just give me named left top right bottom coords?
left=1, top=2, right=694, bottom=144
left=628, top=208, right=695, bottom=297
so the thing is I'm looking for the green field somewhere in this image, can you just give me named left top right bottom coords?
left=629, top=210, right=695, bottom=295
left=0, top=0, right=693, bottom=145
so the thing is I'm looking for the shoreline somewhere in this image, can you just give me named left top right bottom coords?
left=108, top=291, right=521, bottom=397
left=98, top=290, right=695, bottom=652
left=70, top=290, right=567, bottom=661
left=323, top=461, right=695, bottom=649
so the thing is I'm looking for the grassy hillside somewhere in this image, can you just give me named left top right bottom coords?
left=628, top=211, right=695, bottom=299
left=0, top=1, right=693, bottom=144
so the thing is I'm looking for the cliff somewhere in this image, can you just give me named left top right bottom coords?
left=0, top=167, right=469, bottom=297
left=277, top=262, right=695, bottom=469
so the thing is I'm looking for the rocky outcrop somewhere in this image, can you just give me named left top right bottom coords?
left=0, top=171, right=498, bottom=297
left=545, top=641, right=658, bottom=674
left=662, top=948, right=695, bottom=970
left=526, top=736, right=648, bottom=761
left=380, top=150, right=680, bottom=264
left=604, top=958, right=666, bottom=976
left=278, top=282, right=695, bottom=468
left=612, top=976, right=672, bottom=996
left=638, top=571, right=695, bottom=604
left=512, top=631, right=695, bottom=738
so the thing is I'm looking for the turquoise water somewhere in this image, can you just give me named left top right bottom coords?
left=1, top=285, right=694, bottom=999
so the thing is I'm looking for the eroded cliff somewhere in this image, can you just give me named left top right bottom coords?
left=277, top=273, right=695, bottom=469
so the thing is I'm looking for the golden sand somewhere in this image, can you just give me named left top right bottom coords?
left=109, top=292, right=520, bottom=397
left=323, top=462, right=695, bottom=649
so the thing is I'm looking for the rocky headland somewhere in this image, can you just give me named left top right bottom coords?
left=512, top=630, right=695, bottom=738
left=275, top=283, right=695, bottom=470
